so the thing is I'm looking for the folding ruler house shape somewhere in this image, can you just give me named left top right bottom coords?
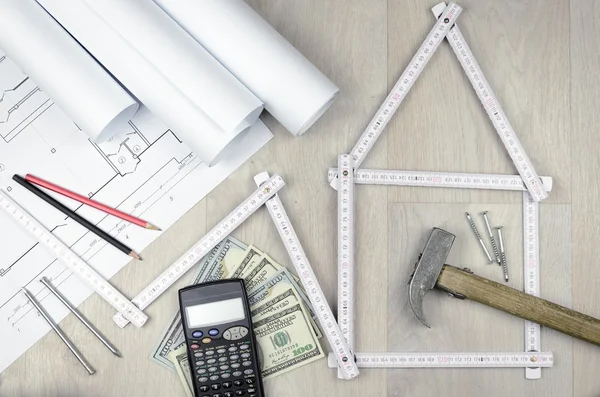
left=329, top=2, right=553, bottom=380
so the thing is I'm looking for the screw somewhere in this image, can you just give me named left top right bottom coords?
left=465, top=212, right=493, bottom=263
left=481, top=211, right=501, bottom=265
left=495, top=226, right=509, bottom=282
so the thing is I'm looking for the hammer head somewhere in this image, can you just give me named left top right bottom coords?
left=408, top=228, right=455, bottom=327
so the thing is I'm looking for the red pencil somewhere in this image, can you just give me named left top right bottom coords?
left=25, top=174, right=161, bottom=231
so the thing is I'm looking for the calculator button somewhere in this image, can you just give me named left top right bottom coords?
left=233, top=371, right=242, bottom=377
left=224, top=392, right=235, bottom=397
left=197, top=369, right=207, bottom=375
left=231, top=363, right=241, bottom=369
left=196, top=360, right=205, bottom=366
left=217, top=348, right=227, bottom=354
left=242, top=361, right=252, bottom=367
left=222, top=381, right=232, bottom=388
left=199, top=385, right=210, bottom=392
left=207, top=358, right=217, bottom=364
left=211, top=384, right=221, bottom=390
left=228, top=346, right=238, bottom=352
left=191, top=344, right=200, bottom=349
left=210, top=375, right=219, bottom=381
left=218, top=357, right=228, bottom=362
left=220, top=365, right=229, bottom=370
left=201, top=395, right=210, bottom=397
left=239, top=327, right=248, bottom=336
left=229, top=354, right=239, bottom=360
left=205, top=350, right=215, bottom=356
left=221, top=373, right=230, bottom=379
left=209, top=328, right=219, bottom=336
left=239, top=344, right=249, bottom=350
left=244, top=369, right=254, bottom=375
left=235, top=390, right=245, bottom=396
left=240, top=353, right=250, bottom=359
left=247, top=389, right=256, bottom=394
left=193, top=331, right=203, bottom=338
left=202, top=337, right=212, bottom=344
left=246, top=379, right=254, bottom=385
left=208, top=367, right=218, bottom=372
left=199, top=377, right=209, bottom=382
left=233, top=380, right=244, bottom=387
left=213, top=394, right=223, bottom=397
left=222, top=330, right=232, bottom=340
left=195, top=352, right=204, bottom=358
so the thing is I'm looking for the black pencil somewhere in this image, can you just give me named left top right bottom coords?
left=12, top=175, right=142, bottom=260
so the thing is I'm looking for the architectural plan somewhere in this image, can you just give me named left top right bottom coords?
left=0, top=50, right=273, bottom=373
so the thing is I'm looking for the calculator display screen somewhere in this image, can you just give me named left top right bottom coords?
left=185, top=297, right=245, bottom=328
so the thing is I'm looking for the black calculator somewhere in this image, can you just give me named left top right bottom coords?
left=179, top=279, right=265, bottom=397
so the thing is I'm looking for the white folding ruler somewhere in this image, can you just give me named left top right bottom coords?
left=333, top=174, right=553, bottom=369
left=328, top=2, right=462, bottom=188
left=431, top=3, right=547, bottom=202
left=328, top=168, right=553, bottom=191
left=253, top=172, right=359, bottom=380
left=337, top=155, right=354, bottom=378
left=112, top=174, right=285, bottom=328
left=327, top=352, right=553, bottom=369
left=523, top=192, right=541, bottom=379
left=0, top=190, right=148, bottom=327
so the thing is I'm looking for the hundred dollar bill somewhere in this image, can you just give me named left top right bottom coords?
left=251, top=286, right=304, bottom=321
left=226, top=245, right=263, bottom=279
left=169, top=346, right=194, bottom=397
left=150, top=237, right=247, bottom=371
left=244, top=255, right=283, bottom=291
left=248, top=269, right=322, bottom=338
left=254, top=303, right=325, bottom=380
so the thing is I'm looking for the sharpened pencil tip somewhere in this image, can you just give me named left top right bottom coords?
left=146, top=223, right=161, bottom=231
left=129, top=251, right=142, bottom=261
left=113, top=350, right=123, bottom=358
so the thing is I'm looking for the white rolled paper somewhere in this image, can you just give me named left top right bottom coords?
left=154, top=0, right=340, bottom=136
left=0, top=0, right=138, bottom=142
left=37, top=0, right=261, bottom=165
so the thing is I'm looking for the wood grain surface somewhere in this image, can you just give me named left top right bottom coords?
left=0, top=0, right=598, bottom=396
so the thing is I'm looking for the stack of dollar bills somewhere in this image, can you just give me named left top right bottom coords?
left=150, top=237, right=325, bottom=397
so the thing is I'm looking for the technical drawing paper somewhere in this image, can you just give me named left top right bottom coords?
left=155, top=0, right=339, bottom=136
left=0, top=50, right=273, bottom=374
left=37, top=0, right=263, bottom=165
left=0, top=0, right=138, bottom=142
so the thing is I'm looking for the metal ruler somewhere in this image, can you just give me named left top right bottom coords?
left=431, top=3, right=547, bottom=202
left=328, top=2, right=462, bottom=189
left=253, top=172, right=359, bottom=380
left=337, top=155, right=354, bottom=379
left=523, top=192, right=541, bottom=379
left=328, top=168, right=553, bottom=192
left=112, top=174, right=285, bottom=328
left=0, top=190, right=148, bottom=328
left=327, top=352, right=554, bottom=369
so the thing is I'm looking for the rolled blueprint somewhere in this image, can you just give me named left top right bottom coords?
left=37, top=0, right=261, bottom=165
left=0, top=0, right=138, bottom=142
left=84, top=0, right=263, bottom=135
left=154, top=0, right=339, bottom=136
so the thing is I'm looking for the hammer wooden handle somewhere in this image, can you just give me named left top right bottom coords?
left=437, top=265, right=600, bottom=346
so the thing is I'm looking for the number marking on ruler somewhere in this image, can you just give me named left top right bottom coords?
left=112, top=175, right=285, bottom=328
left=431, top=3, right=547, bottom=202
left=253, top=172, right=360, bottom=380
left=337, top=155, right=354, bottom=379
left=523, top=192, right=541, bottom=379
left=328, top=2, right=462, bottom=189
left=328, top=168, right=553, bottom=192
left=327, top=352, right=553, bottom=368
left=0, top=190, right=148, bottom=327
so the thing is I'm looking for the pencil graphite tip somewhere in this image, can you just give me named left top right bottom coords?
left=113, top=349, right=123, bottom=358
left=145, top=223, right=161, bottom=231
left=129, top=251, right=143, bottom=261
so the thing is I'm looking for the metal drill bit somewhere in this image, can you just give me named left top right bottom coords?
left=40, top=277, right=122, bottom=358
left=465, top=212, right=493, bottom=263
left=496, top=226, right=509, bottom=282
left=20, top=287, right=96, bottom=375
left=481, top=211, right=501, bottom=264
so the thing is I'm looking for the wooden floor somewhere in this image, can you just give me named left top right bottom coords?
left=2, top=0, right=599, bottom=396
